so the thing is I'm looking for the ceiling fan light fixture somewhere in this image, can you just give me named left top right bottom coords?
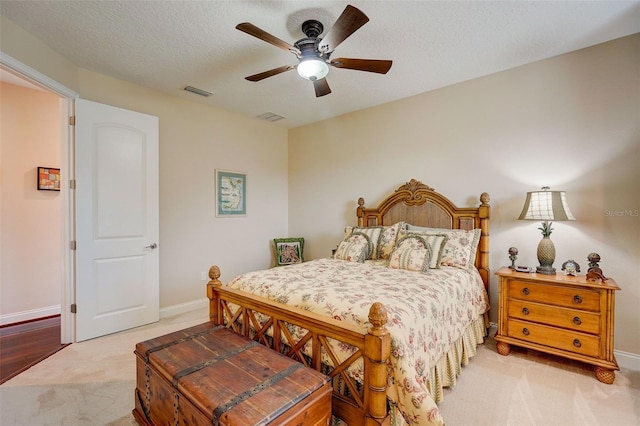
left=297, top=58, right=329, bottom=81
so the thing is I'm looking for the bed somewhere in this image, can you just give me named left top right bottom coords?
left=207, top=179, right=490, bottom=426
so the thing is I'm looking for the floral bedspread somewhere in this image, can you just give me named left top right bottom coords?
left=226, top=258, right=489, bottom=426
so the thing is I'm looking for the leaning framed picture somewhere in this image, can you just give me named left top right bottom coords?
left=273, top=238, right=305, bottom=267
left=215, top=169, right=246, bottom=216
left=37, top=167, right=61, bottom=191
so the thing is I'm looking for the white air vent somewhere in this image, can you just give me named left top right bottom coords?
left=183, top=86, right=213, bottom=97
left=256, top=112, right=285, bottom=122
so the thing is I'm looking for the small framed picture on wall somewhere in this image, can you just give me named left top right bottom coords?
left=37, top=167, right=60, bottom=191
left=215, top=169, right=246, bottom=216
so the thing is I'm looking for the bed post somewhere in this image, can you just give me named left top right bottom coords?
left=477, top=193, right=491, bottom=290
left=207, top=265, right=223, bottom=325
left=364, top=302, right=391, bottom=426
left=357, top=197, right=366, bottom=227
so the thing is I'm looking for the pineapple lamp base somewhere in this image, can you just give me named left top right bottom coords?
left=536, top=226, right=557, bottom=275
left=536, top=265, right=557, bottom=275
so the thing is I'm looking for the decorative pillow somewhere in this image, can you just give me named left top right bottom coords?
left=401, top=230, right=448, bottom=269
left=406, top=225, right=481, bottom=270
left=343, top=226, right=383, bottom=260
left=273, top=237, right=304, bottom=267
left=388, top=235, right=432, bottom=273
left=334, top=232, right=372, bottom=263
left=377, top=222, right=406, bottom=260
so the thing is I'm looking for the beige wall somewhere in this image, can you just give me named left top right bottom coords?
left=0, top=82, right=62, bottom=321
left=289, top=34, right=640, bottom=358
left=1, top=15, right=290, bottom=316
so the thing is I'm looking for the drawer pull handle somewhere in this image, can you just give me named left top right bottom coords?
left=573, top=316, right=582, bottom=326
left=521, top=288, right=530, bottom=296
left=522, top=328, right=530, bottom=336
left=573, top=339, right=582, bottom=348
left=522, top=307, right=530, bottom=315
left=573, top=295, right=583, bottom=304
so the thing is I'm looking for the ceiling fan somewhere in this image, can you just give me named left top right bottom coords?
left=236, top=4, right=393, bottom=97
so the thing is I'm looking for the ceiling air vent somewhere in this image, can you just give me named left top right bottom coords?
left=183, top=85, right=213, bottom=97
left=256, top=112, right=285, bottom=122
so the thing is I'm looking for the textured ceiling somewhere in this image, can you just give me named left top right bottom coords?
left=1, top=1, right=639, bottom=128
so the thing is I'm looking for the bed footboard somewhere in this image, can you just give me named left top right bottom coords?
left=207, top=265, right=391, bottom=426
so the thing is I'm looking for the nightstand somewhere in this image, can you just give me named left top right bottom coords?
left=494, top=267, right=620, bottom=384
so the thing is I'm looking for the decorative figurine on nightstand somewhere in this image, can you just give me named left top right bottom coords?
left=561, top=259, right=580, bottom=276
left=508, top=247, right=518, bottom=269
left=586, top=252, right=607, bottom=281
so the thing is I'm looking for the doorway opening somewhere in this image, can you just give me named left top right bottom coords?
left=0, top=53, right=77, bottom=344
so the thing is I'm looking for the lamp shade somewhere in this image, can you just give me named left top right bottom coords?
left=297, top=58, right=329, bottom=81
left=518, top=187, right=575, bottom=221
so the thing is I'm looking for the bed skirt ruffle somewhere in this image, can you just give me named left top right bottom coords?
left=387, top=312, right=488, bottom=426
left=427, top=312, right=488, bottom=403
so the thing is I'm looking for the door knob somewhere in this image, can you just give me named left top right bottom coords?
left=145, top=243, right=158, bottom=249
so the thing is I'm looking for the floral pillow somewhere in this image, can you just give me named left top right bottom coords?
left=388, top=235, right=432, bottom=273
left=406, top=225, right=481, bottom=270
left=334, top=232, right=372, bottom=263
left=378, top=222, right=406, bottom=259
left=401, top=230, right=448, bottom=269
left=343, top=226, right=383, bottom=260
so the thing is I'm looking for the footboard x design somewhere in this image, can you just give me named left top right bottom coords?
left=207, top=265, right=391, bottom=426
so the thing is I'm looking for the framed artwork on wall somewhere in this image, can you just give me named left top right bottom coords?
left=37, top=167, right=60, bottom=191
left=273, top=238, right=305, bottom=267
left=215, top=169, right=246, bottom=217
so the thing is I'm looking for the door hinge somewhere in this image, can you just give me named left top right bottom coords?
left=70, top=240, right=77, bottom=250
left=70, top=179, right=76, bottom=190
left=70, top=304, right=77, bottom=314
left=69, top=115, right=76, bottom=126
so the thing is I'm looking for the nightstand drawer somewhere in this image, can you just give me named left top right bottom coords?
left=508, top=300, right=600, bottom=334
left=507, top=319, right=600, bottom=357
left=507, top=280, right=600, bottom=311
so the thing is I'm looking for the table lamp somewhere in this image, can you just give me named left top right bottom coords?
left=518, top=186, right=575, bottom=274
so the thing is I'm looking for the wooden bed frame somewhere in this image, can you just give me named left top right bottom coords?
left=207, top=179, right=490, bottom=426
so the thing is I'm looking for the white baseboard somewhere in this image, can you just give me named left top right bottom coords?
left=0, top=305, right=61, bottom=326
left=159, top=298, right=209, bottom=319
left=614, top=350, right=640, bottom=371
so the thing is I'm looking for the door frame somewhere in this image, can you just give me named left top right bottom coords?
left=1, top=53, right=78, bottom=343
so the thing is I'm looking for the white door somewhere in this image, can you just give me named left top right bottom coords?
left=75, top=99, right=159, bottom=341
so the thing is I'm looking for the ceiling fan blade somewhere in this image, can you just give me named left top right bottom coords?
left=313, top=78, right=331, bottom=97
left=236, top=23, right=301, bottom=55
left=329, top=58, right=392, bottom=74
left=245, top=65, right=296, bottom=82
left=318, top=5, right=369, bottom=53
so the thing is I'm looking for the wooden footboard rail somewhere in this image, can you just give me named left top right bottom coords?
left=207, top=265, right=391, bottom=426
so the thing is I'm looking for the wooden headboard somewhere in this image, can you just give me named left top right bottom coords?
left=356, top=179, right=491, bottom=289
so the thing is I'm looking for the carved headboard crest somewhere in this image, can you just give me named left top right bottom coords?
left=357, top=179, right=437, bottom=210
left=395, top=179, right=435, bottom=206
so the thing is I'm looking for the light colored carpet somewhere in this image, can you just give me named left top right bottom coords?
left=438, top=336, right=640, bottom=426
left=1, top=309, right=638, bottom=425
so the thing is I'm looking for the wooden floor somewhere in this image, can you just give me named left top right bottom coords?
left=0, top=315, right=69, bottom=384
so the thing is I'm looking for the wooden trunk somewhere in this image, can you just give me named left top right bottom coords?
left=133, top=322, right=331, bottom=425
